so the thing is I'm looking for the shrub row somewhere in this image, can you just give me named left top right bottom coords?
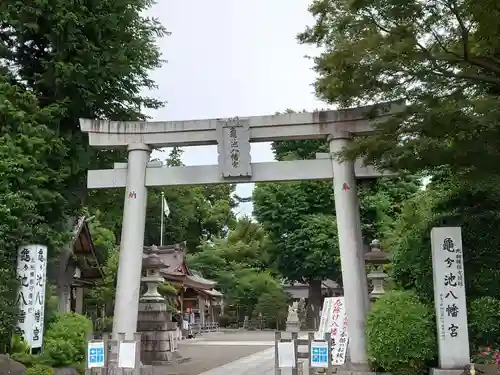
left=367, top=291, right=500, bottom=375
left=11, top=312, right=92, bottom=374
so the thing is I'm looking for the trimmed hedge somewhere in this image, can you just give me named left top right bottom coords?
left=366, top=290, right=436, bottom=375
left=43, top=312, right=93, bottom=367
left=26, top=364, right=53, bottom=375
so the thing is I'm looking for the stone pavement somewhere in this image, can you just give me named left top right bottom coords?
left=164, top=330, right=311, bottom=375
left=192, top=331, right=310, bottom=375
left=196, top=346, right=276, bottom=375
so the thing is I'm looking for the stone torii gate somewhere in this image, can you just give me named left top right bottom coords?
left=80, top=102, right=399, bottom=369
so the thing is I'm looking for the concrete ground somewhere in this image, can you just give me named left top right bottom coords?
left=162, top=330, right=275, bottom=375
left=157, top=330, right=310, bottom=375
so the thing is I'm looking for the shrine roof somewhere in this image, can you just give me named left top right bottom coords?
left=202, top=288, right=223, bottom=298
left=71, top=216, right=104, bottom=280
left=56, top=216, right=104, bottom=285
left=281, top=279, right=341, bottom=289
left=143, top=244, right=217, bottom=290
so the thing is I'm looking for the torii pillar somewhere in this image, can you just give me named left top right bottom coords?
left=329, top=131, right=369, bottom=367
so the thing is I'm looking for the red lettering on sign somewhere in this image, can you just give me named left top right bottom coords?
left=128, top=191, right=136, bottom=199
left=342, top=183, right=350, bottom=191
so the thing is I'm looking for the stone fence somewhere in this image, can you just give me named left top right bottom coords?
left=188, top=322, right=220, bottom=335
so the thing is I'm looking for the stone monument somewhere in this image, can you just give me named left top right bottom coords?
left=286, top=301, right=300, bottom=333
left=137, top=249, right=180, bottom=365
left=430, top=227, right=470, bottom=375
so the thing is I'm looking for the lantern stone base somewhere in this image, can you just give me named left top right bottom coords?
left=286, top=321, right=300, bottom=333
left=137, top=299, right=182, bottom=365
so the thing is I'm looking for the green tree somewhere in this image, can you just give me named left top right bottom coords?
left=253, top=289, right=289, bottom=329
left=0, top=78, right=71, bottom=352
left=253, top=137, right=420, bottom=319
left=187, top=218, right=286, bottom=323
left=143, top=148, right=237, bottom=251
left=389, top=180, right=500, bottom=302
left=299, top=0, right=500, bottom=180
left=1, top=0, right=167, bottom=224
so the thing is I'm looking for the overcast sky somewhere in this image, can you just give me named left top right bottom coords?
left=144, top=0, right=330, bottom=216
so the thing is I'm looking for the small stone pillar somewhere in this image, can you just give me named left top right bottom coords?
left=137, top=250, right=179, bottom=364
left=364, top=239, right=390, bottom=301
left=285, top=301, right=300, bottom=332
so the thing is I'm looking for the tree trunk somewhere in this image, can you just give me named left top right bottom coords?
left=306, top=279, right=322, bottom=330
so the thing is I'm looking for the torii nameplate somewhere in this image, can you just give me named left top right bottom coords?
left=216, top=117, right=252, bottom=178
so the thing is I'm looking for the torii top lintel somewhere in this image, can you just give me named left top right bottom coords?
left=79, top=102, right=403, bottom=148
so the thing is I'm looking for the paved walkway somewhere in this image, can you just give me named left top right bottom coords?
left=192, top=332, right=310, bottom=375
left=167, top=331, right=310, bottom=375
left=196, top=347, right=276, bottom=375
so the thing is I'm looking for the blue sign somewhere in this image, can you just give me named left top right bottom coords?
left=88, top=342, right=105, bottom=368
left=310, top=342, right=329, bottom=368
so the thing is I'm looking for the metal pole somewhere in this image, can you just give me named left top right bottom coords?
left=160, top=192, right=164, bottom=247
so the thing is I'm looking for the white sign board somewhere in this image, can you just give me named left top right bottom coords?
left=32, top=245, right=47, bottom=349
left=278, top=341, right=296, bottom=368
left=16, top=244, right=47, bottom=348
left=316, top=297, right=349, bottom=365
left=431, top=227, right=470, bottom=368
left=310, top=341, right=329, bottom=368
left=16, top=245, right=36, bottom=345
left=118, top=342, right=137, bottom=368
left=88, top=341, right=105, bottom=368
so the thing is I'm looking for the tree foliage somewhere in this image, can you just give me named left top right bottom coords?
left=0, top=78, right=71, bottom=351
left=1, top=0, right=167, bottom=213
left=187, top=217, right=287, bottom=323
left=299, top=0, right=500, bottom=179
left=143, top=149, right=236, bottom=251
left=253, top=137, right=420, bottom=294
left=389, top=180, right=500, bottom=303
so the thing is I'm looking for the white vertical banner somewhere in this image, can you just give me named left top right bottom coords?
left=32, top=245, right=47, bottom=349
left=431, top=227, right=470, bottom=368
left=16, top=245, right=38, bottom=346
left=316, top=297, right=349, bottom=365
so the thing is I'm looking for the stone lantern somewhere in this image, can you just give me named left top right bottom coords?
left=364, top=239, right=390, bottom=301
left=137, top=249, right=180, bottom=365
left=140, top=252, right=165, bottom=303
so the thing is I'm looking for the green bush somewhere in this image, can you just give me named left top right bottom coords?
left=43, top=312, right=93, bottom=367
left=366, top=290, right=437, bottom=375
left=468, top=296, right=500, bottom=351
left=26, top=364, right=53, bottom=375
left=10, top=334, right=31, bottom=354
